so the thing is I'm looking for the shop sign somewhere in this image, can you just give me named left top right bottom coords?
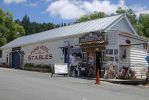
left=54, top=64, right=68, bottom=74
left=79, top=32, right=105, bottom=44
left=28, top=45, right=52, bottom=61
left=12, top=47, right=21, bottom=51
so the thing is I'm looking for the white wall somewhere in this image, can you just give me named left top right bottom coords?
left=118, top=34, right=148, bottom=67
left=106, top=31, right=118, bottom=46
left=2, top=48, right=11, bottom=64
left=118, top=35, right=145, bottom=47
left=22, top=36, right=79, bottom=65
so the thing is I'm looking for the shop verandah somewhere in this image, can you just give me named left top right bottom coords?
left=66, top=31, right=108, bottom=78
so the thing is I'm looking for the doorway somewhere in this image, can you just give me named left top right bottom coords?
left=96, top=52, right=102, bottom=76
left=64, top=48, right=68, bottom=63
left=12, top=52, right=20, bottom=69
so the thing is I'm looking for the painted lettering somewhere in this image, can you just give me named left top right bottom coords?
left=28, top=45, right=53, bottom=61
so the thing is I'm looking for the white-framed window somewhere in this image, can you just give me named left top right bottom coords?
left=82, top=52, right=87, bottom=63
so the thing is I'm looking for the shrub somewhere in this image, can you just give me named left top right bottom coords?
left=0, top=62, right=9, bottom=68
left=24, top=63, right=52, bottom=73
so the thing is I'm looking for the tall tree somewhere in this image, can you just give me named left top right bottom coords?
left=16, top=15, right=61, bottom=35
left=139, top=14, right=149, bottom=37
left=22, top=14, right=30, bottom=35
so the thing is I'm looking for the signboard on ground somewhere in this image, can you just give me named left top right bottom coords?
left=54, top=64, right=68, bottom=74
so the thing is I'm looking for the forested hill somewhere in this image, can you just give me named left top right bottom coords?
left=0, top=7, right=149, bottom=47
left=15, top=15, right=67, bottom=36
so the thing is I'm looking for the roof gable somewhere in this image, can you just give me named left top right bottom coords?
left=106, top=14, right=137, bottom=35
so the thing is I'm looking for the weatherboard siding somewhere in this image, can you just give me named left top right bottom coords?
left=129, top=48, right=147, bottom=65
left=118, top=34, right=148, bottom=68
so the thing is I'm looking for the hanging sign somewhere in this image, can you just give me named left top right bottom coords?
left=28, top=45, right=52, bottom=61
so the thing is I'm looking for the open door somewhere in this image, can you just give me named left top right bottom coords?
left=96, top=52, right=102, bottom=76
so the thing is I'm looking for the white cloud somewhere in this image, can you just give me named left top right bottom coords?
left=46, top=0, right=123, bottom=20
left=82, top=0, right=118, bottom=14
left=46, top=0, right=85, bottom=19
left=46, top=0, right=149, bottom=20
left=4, top=0, right=39, bottom=7
left=25, top=2, right=38, bottom=7
left=4, top=0, right=26, bottom=4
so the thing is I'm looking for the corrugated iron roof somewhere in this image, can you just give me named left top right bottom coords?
left=1, top=14, right=123, bottom=49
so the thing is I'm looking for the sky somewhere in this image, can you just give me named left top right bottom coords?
left=0, top=0, right=149, bottom=24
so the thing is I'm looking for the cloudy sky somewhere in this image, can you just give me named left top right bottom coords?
left=0, top=0, right=149, bottom=24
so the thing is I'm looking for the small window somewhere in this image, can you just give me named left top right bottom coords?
left=110, top=56, right=114, bottom=61
left=0, top=50, right=2, bottom=58
left=82, top=52, right=87, bottom=63
left=114, top=49, right=118, bottom=55
left=115, top=56, right=119, bottom=63
left=6, top=54, right=8, bottom=63
left=109, top=49, right=113, bottom=55
left=105, top=49, right=109, bottom=55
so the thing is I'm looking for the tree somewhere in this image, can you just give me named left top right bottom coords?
left=75, top=11, right=105, bottom=23
left=133, top=22, right=144, bottom=36
left=116, top=7, right=125, bottom=14
left=139, top=14, right=149, bottom=37
left=0, top=8, right=25, bottom=46
left=15, top=15, right=61, bottom=35
left=0, top=36, right=7, bottom=46
left=22, top=14, right=30, bottom=35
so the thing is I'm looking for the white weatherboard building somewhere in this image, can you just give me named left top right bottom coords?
left=0, top=14, right=148, bottom=78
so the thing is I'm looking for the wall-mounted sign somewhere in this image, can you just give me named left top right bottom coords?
left=79, top=32, right=106, bottom=44
left=12, top=47, right=21, bottom=51
left=28, top=45, right=52, bottom=61
left=126, top=39, right=131, bottom=44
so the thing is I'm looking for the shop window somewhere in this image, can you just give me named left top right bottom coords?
left=82, top=52, right=87, bottom=63
left=115, top=56, right=119, bottom=63
left=109, top=56, right=114, bottom=61
left=106, top=49, right=114, bottom=55
left=0, top=50, right=2, bottom=58
left=120, top=47, right=127, bottom=60
left=109, top=49, right=113, bottom=55
left=114, top=49, right=118, bottom=55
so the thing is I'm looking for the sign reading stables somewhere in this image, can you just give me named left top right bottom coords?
left=28, top=45, right=52, bottom=61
